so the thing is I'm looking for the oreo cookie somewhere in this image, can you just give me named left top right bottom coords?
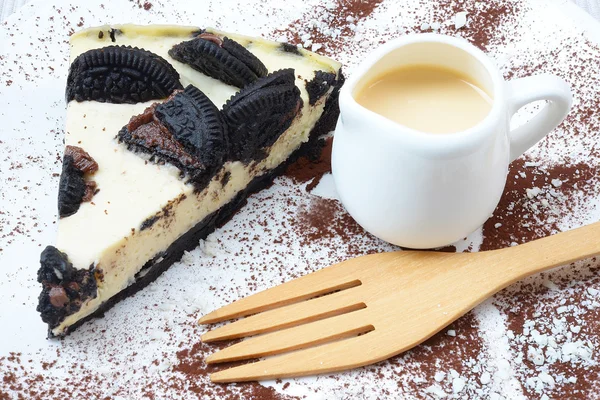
left=117, top=85, right=228, bottom=190
left=66, top=45, right=183, bottom=103
left=222, top=69, right=301, bottom=162
left=155, top=85, right=228, bottom=168
left=169, top=33, right=267, bottom=87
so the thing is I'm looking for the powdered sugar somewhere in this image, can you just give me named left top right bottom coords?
left=454, top=12, right=468, bottom=29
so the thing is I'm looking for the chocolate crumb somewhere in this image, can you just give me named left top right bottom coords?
left=108, top=28, right=120, bottom=43
left=65, top=145, right=98, bottom=174
left=82, top=181, right=97, bottom=202
left=48, top=286, right=68, bottom=308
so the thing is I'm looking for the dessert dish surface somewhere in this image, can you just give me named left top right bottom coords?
left=1, top=0, right=600, bottom=399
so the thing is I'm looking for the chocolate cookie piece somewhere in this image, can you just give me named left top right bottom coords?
left=169, top=34, right=268, bottom=88
left=155, top=86, right=227, bottom=167
left=58, top=156, right=87, bottom=218
left=306, top=71, right=337, bottom=105
left=280, top=42, right=302, bottom=56
left=117, top=86, right=228, bottom=190
left=66, top=45, right=183, bottom=103
left=222, top=69, right=302, bottom=162
left=36, top=246, right=98, bottom=332
left=57, top=146, right=98, bottom=218
left=37, top=246, right=74, bottom=284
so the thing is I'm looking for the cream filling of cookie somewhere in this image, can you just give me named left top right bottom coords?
left=52, top=25, right=340, bottom=335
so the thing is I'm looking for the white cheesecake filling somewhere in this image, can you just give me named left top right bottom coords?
left=53, top=25, right=340, bottom=335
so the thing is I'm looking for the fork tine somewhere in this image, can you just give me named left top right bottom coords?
left=209, top=332, right=382, bottom=382
left=199, top=261, right=363, bottom=324
left=205, top=308, right=372, bottom=364
left=202, top=286, right=366, bottom=342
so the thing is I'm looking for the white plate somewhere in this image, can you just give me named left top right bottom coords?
left=1, top=0, right=600, bottom=398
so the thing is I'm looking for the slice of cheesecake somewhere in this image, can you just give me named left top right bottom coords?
left=36, top=25, right=343, bottom=337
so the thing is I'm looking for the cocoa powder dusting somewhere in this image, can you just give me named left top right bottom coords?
left=494, top=257, right=600, bottom=398
left=481, top=160, right=599, bottom=250
left=273, top=0, right=384, bottom=54
left=425, top=0, right=521, bottom=50
left=174, top=340, right=292, bottom=400
left=386, top=313, right=486, bottom=394
left=285, top=137, right=332, bottom=191
left=295, top=197, right=370, bottom=246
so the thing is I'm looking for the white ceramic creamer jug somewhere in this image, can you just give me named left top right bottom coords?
left=332, top=34, right=572, bottom=249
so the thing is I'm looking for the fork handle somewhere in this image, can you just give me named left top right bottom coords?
left=496, top=220, right=600, bottom=282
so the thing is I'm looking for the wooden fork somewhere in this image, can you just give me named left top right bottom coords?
left=199, top=221, right=600, bottom=382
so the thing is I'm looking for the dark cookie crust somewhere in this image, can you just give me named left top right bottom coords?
left=37, top=246, right=98, bottom=331
left=47, top=69, right=344, bottom=338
